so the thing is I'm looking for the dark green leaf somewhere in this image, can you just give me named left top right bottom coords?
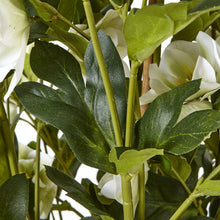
left=31, top=41, right=85, bottom=97
left=145, top=172, right=198, bottom=219
left=84, top=30, right=127, bottom=147
left=135, top=80, right=220, bottom=155
left=15, top=82, right=116, bottom=173
left=45, top=166, right=108, bottom=215
left=0, top=174, right=29, bottom=220
left=188, top=0, right=220, bottom=13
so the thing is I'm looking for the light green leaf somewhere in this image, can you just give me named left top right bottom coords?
left=124, top=2, right=220, bottom=61
left=0, top=174, right=29, bottom=220
left=135, top=80, right=220, bottom=155
left=109, top=147, right=163, bottom=173
left=197, top=180, right=220, bottom=196
left=165, top=154, right=191, bottom=182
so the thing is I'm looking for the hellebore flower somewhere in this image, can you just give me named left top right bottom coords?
left=140, top=31, right=220, bottom=105
left=0, top=0, right=29, bottom=100
left=98, top=164, right=149, bottom=214
left=18, top=143, right=57, bottom=219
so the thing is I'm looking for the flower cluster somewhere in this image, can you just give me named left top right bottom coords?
left=140, top=32, right=220, bottom=107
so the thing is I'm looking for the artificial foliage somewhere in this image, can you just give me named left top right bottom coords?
left=1, top=0, right=220, bottom=220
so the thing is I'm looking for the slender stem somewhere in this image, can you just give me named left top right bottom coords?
left=35, top=134, right=41, bottom=220
left=172, top=168, right=205, bottom=216
left=206, top=164, right=220, bottom=180
left=142, top=0, right=147, bottom=7
left=138, top=164, right=145, bottom=220
left=0, top=101, right=18, bottom=175
left=121, top=0, right=131, bottom=23
left=82, top=0, right=123, bottom=147
left=170, top=193, right=197, bottom=220
left=125, top=61, right=141, bottom=147
left=57, top=13, right=90, bottom=41
left=121, top=173, right=134, bottom=220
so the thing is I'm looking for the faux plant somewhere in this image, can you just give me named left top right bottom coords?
left=1, top=0, right=220, bottom=220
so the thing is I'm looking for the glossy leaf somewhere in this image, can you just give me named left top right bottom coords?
left=45, top=166, right=108, bottom=215
left=109, top=147, right=163, bottom=174
left=124, top=2, right=220, bottom=61
left=84, top=30, right=127, bottom=147
left=30, top=41, right=85, bottom=97
left=135, top=80, right=220, bottom=155
left=15, top=82, right=115, bottom=173
left=188, top=0, right=220, bottom=13
left=0, top=174, right=29, bottom=220
left=16, top=41, right=116, bottom=173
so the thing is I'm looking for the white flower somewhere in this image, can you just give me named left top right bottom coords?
left=18, top=143, right=57, bottom=219
left=0, top=0, right=29, bottom=100
left=140, top=31, right=220, bottom=105
left=70, top=9, right=129, bottom=75
left=98, top=164, right=149, bottom=214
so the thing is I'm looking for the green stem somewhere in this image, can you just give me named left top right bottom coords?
left=82, top=0, right=123, bottom=147
left=170, top=193, right=197, bottom=220
left=121, top=173, right=134, bottom=220
left=138, top=164, right=145, bottom=220
left=57, top=13, right=90, bottom=41
left=125, top=61, right=141, bottom=147
left=142, top=0, right=147, bottom=7
left=121, top=0, right=131, bottom=23
left=35, top=134, right=41, bottom=220
left=170, top=178, right=204, bottom=220
left=206, top=164, right=220, bottom=180
left=0, top=101, right=18, bottom=175
left=172, top=168, right=205, bottom=216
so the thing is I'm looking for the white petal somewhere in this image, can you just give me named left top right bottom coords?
left=190, top=56, right=220, bottom=100
left=177, top=100, right=212, bottom=123
left=4, top=27, right=29, bottom=100
left=196, top=31, right=220, bottom=81
left=140, top=89, right=158, bottom=105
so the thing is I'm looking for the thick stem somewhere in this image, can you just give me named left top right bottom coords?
left=35, top=134, right=41, bottom=220
left=125, top=61, right=141, bottom=147
left=0, top=101, right=18, bottom=175
left=82, top=0, right=123, bottom=147
left=121, top=173, right=134, bottom=220
left=138, top=164, right=145, bottom=220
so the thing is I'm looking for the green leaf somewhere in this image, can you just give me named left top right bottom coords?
left=145, top=172, right=197, bottom=219
left=0, top=174, right=29, bottom=220
left=163, top=154, right=191, bottom=182
left=15, top=82, right=115, bottom=173
left=124, top=2, right=220, bottom=61
left=84, top=30, right=127, bottom=147
left=45, top=166, right=108, bottom=216
left=135, top=80, right=220, bottom=155
left=16, top=42, right=116, bottom=173
left=197, top=180, right=220, bottom=196
left=109, top=147, right=163, bottom=174
left=46, top=23, right=88, bottom=62
left=31, top=41, right=85, bottom=97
